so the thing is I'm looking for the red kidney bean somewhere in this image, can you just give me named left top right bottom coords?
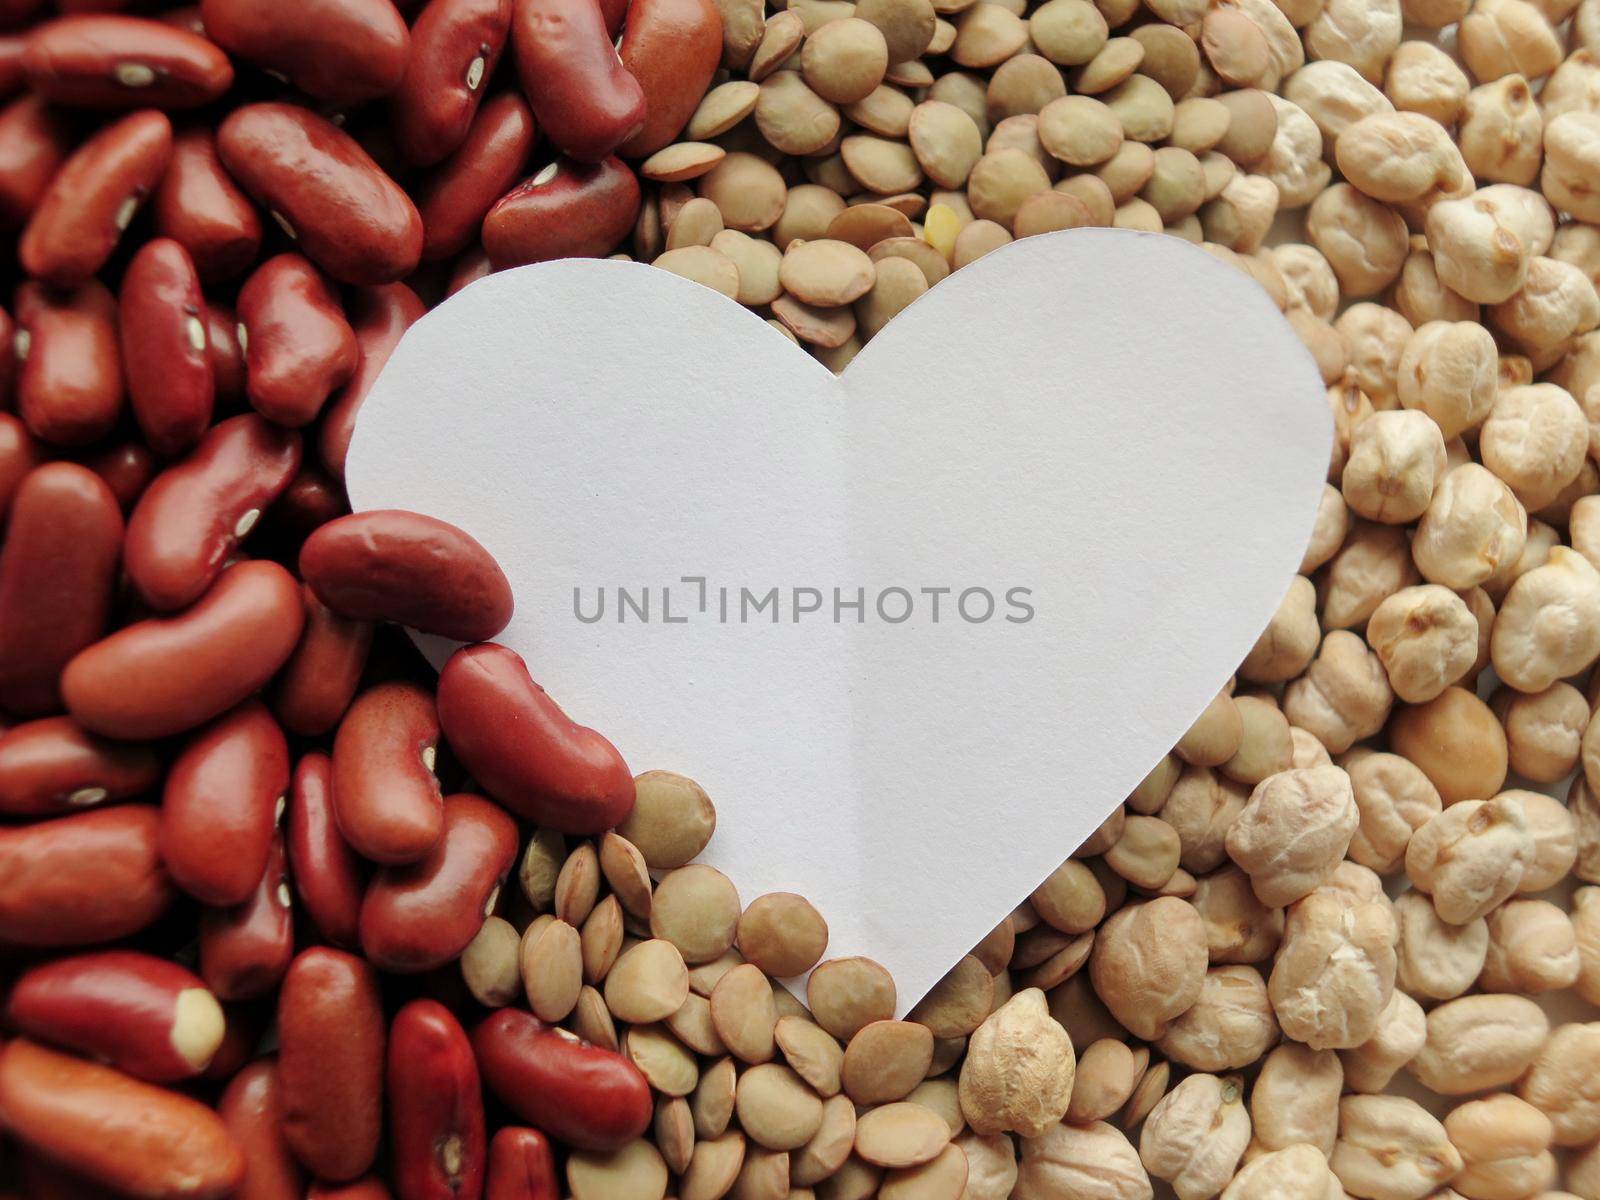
left=236, top=254, right=358, bottom=428
left=0, top=306, right=15, bottom=408
left=331, top=681, right=444, bottom=864
left=19, top=1151, right=123, bottom=1200
left=472, top=1010, right=653, bottom=1151
left=300, top=510, right=514, bottom=640
left=510, top=0, right=643, bottom=162
left=0, top=462, right=123, bottom=715
left=152, top=127, right=263, bottom=282
left=21, top=15, right=232, bottom=108
left=270, top=461, right=346, bottom=537
left=271, top=588, right=372, bottom=736
left=201, top=1002, right=265, bottom=1081
left=0, top=715, right=161, bottom=816
left=124, top=414, right=302, bottom=611
left=310, top=1181, right=394, bottom=1200
left=14, top=280, right=123, bottom=447
left=217, top=102, right=423, bottom=285
left=18, top=108, right=172, bottom=287
left=120, top=237, right=213, bottom=455
left=598, top=0, right=627, bottom=33
left=436, top=643, right=633, bottom=834
left=82, top=439, right=158, bottom=509
left=0, top=1039, right=245, bottom=1200
left=392, top=0, right=511, bottom=166
left=218, top=1060, right=304, bottom=1200
left=62, top=559, right=305, bottom=740
left=445, top=245, right=491, bottom=295
left=0, top=94, right=72, bottom=229
left=615, top=0, right=721, bottom=158
left=277, top=948, right=385, bottom=1182
left=157, top=5, right=207, bottom=33
left=417, top=92, right=535, bottom=261
left=285, top=752, right=364, bottom=946
left=4, top=950, right=225, bottom=1081
left=205, top=300, right=246, bottom=402
left=200, top=0, right=408, bottom=103
left=0, top=413, right=45, bottom=521
left=318, top=283, right=425, bottom=478
left=0, top=35, right=24, bottom=96
left=388, top=1000, right=486, bottom=1200
left=485, top=1129, right=557, bottom=1200
left=0, top=805, right=174, bottom=947
left=481, top=157, right=639, bottom=267
left=160, top=700, right=288, bottom=906
left=198, top=832, right=292, bottom=1000
left=360, top=792, right=517, bottom=972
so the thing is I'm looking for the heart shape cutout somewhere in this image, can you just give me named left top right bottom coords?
left=346, top=228, right=1331, bottom=1008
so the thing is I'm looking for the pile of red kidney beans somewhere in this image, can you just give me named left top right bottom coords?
left=0, top=0, right=709, bottom=1189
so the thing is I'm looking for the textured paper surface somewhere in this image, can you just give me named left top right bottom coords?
left=346, top=228, right=1332, bottom=1010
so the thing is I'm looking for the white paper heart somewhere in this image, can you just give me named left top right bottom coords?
left=346, top=228, right=1331, bottom=1010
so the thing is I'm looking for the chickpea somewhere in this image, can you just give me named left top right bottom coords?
left=1489, top=261, right=1600, bottom=361
left=1190, top=864, right=1285, bottom=964
left=1491, top=546, right=1600, bottom=692
left=1160, top=766, right=1250, bottom=874
left=1304, top=0, right=1401, bottom=83
left=1335, top=112, right=1468, bottom=206
left=1397, top=321, right=1500, bottom=440
left=1444, top=1093, right=1556, bottom=1200
left=1225, top=766, right=1359, bottom=906
left=1426, top=193, right=1535, bottom=305
left=1480, top=898, right=1579, bottom=993
left=1222, top=1144, right=1344, bottom=1200
left=1517, top=1022, right=1600, bottom=1147
left=1458, top=75, right=1544, bottom=185
left=1575, top=773, right=1600, bottom=881
left=1341, top=412, right=1446, bottom=526
left=1413, top=464, right=1528, bottom=590
left=1284, top=631, right=1395, bottom=755
left=1394, top=240, right=1481, bottom=327
left=1306, top=184, right=1408, bottom=298
left=1013, top=1120, right=1151, bottom=1200
left=1241, top=577, right=1320, bottom=683
left=1338, top=986, right=1427, bottom=1092
left=1088, top=897, right=1208, bottom=1040
left=1364, top=584, right=1478, bottom=704
left=1409, top=993, right=1549, bottom=1094
left=1493, top=682, right=1588, bottom=783
left=1251, top=1042, right=1343, bottom=1155
left=1274, top=244, right=1342, bottom=319
left=1459, top=0, right=1563, bottom=83
left=1389, top=687, right=1508, bottom=805
left=1407, top=794, right=1532, bottom=924
left=1485, top=388, right=1589, bottom=516
left=1302, top=483, right=1353, bottom=573
left=1270, top=889, right=1397, bottom=1050
left=1291, top=724, right=1334, bottom=767
left=1328, top=378, right=1377, bottom=482
left=1576, top=887, right=1600, bottom=1005
left=1156, top=964, right=1277, bottom=1071
left=1139, top=1073, right=1251, bottom=1200
left=1221, top=695, right=1294, bottom=785
left=1331, top=1095, right=1463, bottom=1200
left=1284, top=60, right=1394, bottom=151
left=1176, top=691, right=1245, bottom=767
left=1513, top=789, right=1578, bottom=891
left=1342, top=750, right=1443, bottom=874
left=1385, top=42, right=1470, bottom=123
left=1394, top=889, right=1490, bottom=1001
left=1261, top=94, right=1332, bottom=208
left=1338, top=303, right=1415, bottom=409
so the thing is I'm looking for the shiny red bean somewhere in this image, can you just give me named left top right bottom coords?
left=446, top=244, right=492, bottom=295
left=331, top=681, right=443, bottom=864
left=360, top=792, right=517, bottom=972
left=0, top=715, right=161, bottom=816
left=277, top=948, right=385, bottom=1182
left=4, top=950, right=225, bottom=1081
left=300, top=510, right=514, bottom=640
left=615, top=0, right=721, bottom=158
left=417, top=91, right=535, bottom=261
left=124, top=414, right=302, bottom=611
left=472, top=1009, right=653, bottom=1152
left=119, top=237, right=213, bottom=455
left=201, top=1002, right=266, bottom=1082
left=285, top=752, right=364, bottom=946
left=0, top=34, right=24, bottom=95
left=271, top=587, right=372, bottom=736
left=237, top=253, right=358, bottom=428
left=14, top=280, right=123, bottom=447
left=484, top=1129, right=557, bottom=1200
left=198, top=832, right=292, bottom=1001
left=20, top=15, right=232, bottom=108
left=436, top=643, right=633, bottom=834
left=0, top=1040, right=245, bottom=1200
left=205, top=299, right=246, bottom=401
left=310, top=1181, right=394, bottom=1200
left=0, top=305, right=14, bottom=409
left=0, top=94, right=72, bottom=229
left=218, top=1061, right=304, bottom=1200
left=62, top=559, right=305, bottom=740
left=0, top=805, right=174, bottom=947
left=82, top=439, right=158, bottom=509
left=0, top=412, right=44, bottom=522
left=392, top=0, right=511, bottom=165
left=200, top=0, right=408, bottom=103
left=481, top=157, right=639, bottom=267
left=151, top=127, right=263, bottom=282
left=217, top=102, right=423, bottom=285
left=18, top=108, right=172, bottom=287
left=510, top=0, right=642, bottom=162
left=18, top=1151, right=123, bottom=1200
left=269, top=462, right=346, bottom=538
left=160, top=700, right=288, bottom=906
left=318, top=283, right=425, bottom=478
left=0, top=462, right=123, bottom=715
left=388, top=1000, right=486, bottom=1200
